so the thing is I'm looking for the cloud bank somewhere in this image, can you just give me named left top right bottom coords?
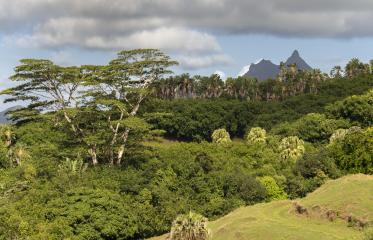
left=2, top=0, right=373, bottom=69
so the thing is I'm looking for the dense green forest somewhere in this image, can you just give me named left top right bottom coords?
left=0, top=49, right=372, bottom=239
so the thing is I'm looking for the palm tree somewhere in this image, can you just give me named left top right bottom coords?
left=224, top=78, right=236, bottom=98
left=211, top=128, right=232, bottom=145
left=330, top=65, right=343, bottom=78
left=345, top=58, right=367, bottom=78
left=246, top=127, right=267, bottom=144
left=169, top=211, right=211, bottom=240
left=278, top=136, right=305, bottom=163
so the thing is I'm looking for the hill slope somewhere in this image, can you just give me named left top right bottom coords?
left=151, top=175, right=373, bottom=240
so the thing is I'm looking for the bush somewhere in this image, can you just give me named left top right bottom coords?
left=246, top=127, right=267, bottom=145
left=169, top=211, right=211, bottom=240
left=211, top=129, right=232, bottom=144
left=258, top=176, right=287, bottom=201
left=279, top=136, right=305, bottom=163
left=294, top=149, right=341, bottom=179
left=329, top=127, right=373, bottom=174
left=327, top=89, right=373, bottom=127
left=223, top=172, right=267, bottom=205
left=272, top=113, right=349, bottom=144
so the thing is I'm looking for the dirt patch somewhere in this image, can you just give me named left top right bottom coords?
left=292, top=201, right=371, bottom=229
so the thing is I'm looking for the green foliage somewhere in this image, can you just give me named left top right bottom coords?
left=0, top=140, right=8, bottom=168
left=8, top=143, right=31, bottom=166
left=58, top=157, right=88, bottom=177
left=345, top=58, right=370, bottom=78
left=170, top=211, right=211, bottom=240
left=144, top=75, right=373, bottom=141
left=327, top=89, right=373, bottom=127
left=246, top=127, right=267, bottom=145
left=211, top=129, right=232, bottom=144
left=279, top=136, right=305, bottom=163
left=328, top=127, right=373, bottom=174
left=294, top=149, right=341, bottom=179
left=258, top=176, right=287, bottom=201
left=329, top=128, right=349, bottom=145
left=272, top=113, right=350, bottom=143
left=0, top=186, right=138, bottom=239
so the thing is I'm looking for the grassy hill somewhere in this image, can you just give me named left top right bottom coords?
left=151, top=175, right=373, bottom=240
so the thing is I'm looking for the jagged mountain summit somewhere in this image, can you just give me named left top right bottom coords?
left=285, top=50, right=312, bottom=70
left=240, top=50, right=312, bottom=81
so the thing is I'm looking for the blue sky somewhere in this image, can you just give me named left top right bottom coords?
left=1, top=0, right=373, bottom=110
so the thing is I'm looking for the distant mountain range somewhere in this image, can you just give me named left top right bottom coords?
left=239, top=50, right=312, bottom=81
left=0, top=106, right=21, bottom=124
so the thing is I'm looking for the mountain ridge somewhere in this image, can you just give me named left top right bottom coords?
left=240, top=50, right=312, bottom=81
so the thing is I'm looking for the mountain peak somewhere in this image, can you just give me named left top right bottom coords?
left=285, top=50, right=311, bottom=70
left=241, top=50, right=312, bottom=81
left=291, top=50, right=300, bottom=57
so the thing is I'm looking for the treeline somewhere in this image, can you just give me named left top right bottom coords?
left=152, top=58, right=373, bottom=101
left=144, top=75, right=373, bottom=141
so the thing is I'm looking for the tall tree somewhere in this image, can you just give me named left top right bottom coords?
left=84, top=49, right=177, bottom=165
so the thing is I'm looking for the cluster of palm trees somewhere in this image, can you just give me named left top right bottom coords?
left=151, top=74, right=224, bottom=99
left=152, top=58, right=373, bottom=102
left=152, top=66, right=327, bottom=101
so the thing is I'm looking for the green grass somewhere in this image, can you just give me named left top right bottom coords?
left=151, top=174, right=373, bottom=240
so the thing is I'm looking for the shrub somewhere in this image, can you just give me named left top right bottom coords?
left=327, top=89, right=373, bottom=127
left=279, top=136, right=305, bottom=163
left=272, top=113, right=350, bottom=144
left=329, top=129, right=349, bottom=145
left=211, top=129, right=231, bottom=144
left=246, top=127, right=267, bottom=145
left=223, top=172, right=267, bottom=205
left=169, top=211, right=211, bottom=240
left=329, top=127, right=373, bottom=174
left=258, top=176, right=287, bottom=201
left=294, top=149, right=341, bottom=179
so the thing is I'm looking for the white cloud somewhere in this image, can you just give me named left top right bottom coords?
left=3, top=0, right=373, bottom=70
left=2, top=0, right=373, bottom=38
left=178, top=54, right=232, bottom=70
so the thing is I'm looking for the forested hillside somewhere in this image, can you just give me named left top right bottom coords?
left=0, top=49, right=372, bottom=239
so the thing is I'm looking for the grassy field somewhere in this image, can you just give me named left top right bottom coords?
left=151, top=174, right=373, bottom=240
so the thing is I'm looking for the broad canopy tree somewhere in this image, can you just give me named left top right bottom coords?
left=1, top=49, right=177, bottom=165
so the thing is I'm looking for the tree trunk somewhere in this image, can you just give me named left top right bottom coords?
left=88, top=145, right=98, bottom=166
left=114, top=98, right=142, bottom=166
left=116, top=128, right=130, bottom=165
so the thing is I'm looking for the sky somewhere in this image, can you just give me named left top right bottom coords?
left=1, top=0, right=373, bottom=110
